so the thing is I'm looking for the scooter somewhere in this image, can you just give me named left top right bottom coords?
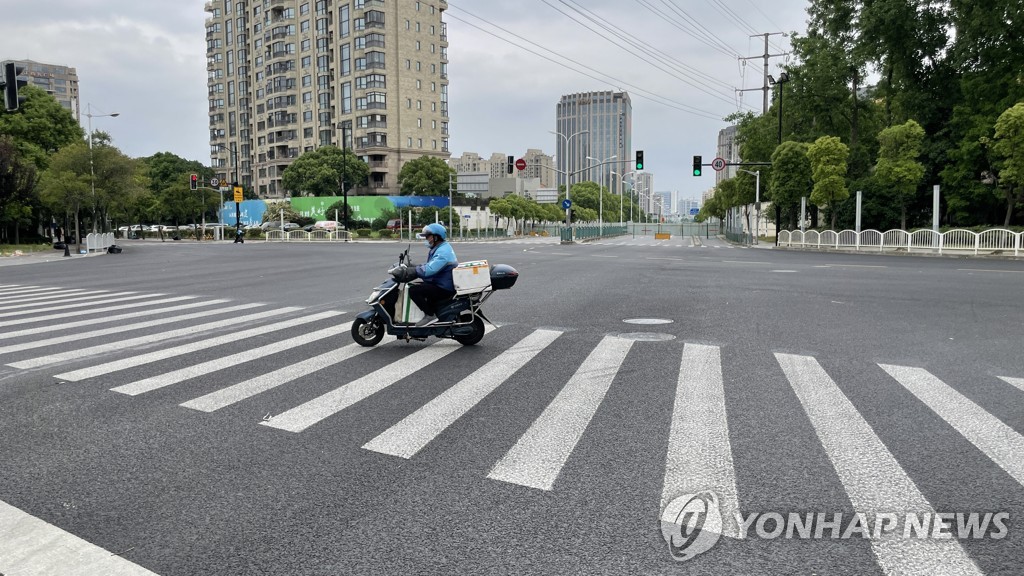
left=351, top=247, right=519, bottom=347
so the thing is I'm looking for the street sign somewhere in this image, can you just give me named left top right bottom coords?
left=689, top=207, right=700, bottom=215
left=712, top=157, right=726, bottom=171
left=233, top=186, right=243, bottom=203
left=210, top=177, right=220, bottom=188
left=463, top=214, right=471, bottom=219
left=515, top=158, right=527, bottom=171
left=561, top=199, right=572, bottom=210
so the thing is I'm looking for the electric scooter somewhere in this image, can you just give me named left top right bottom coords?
left=350, top=247, right=519, bottom=347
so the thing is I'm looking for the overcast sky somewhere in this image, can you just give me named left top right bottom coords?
left=2, top=0, right=810, bottom=199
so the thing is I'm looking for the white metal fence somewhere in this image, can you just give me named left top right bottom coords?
left=264, top=230, right=353, bottom=242
left=85, top=232, right=116, bottom=253
left=778, top=229, right=1023, bottom=257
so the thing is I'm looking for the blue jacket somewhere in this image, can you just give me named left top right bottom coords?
left=416, top=240, right=458, bottom=292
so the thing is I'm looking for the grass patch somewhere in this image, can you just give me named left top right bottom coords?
left=0, top=243, right=53, bottom=257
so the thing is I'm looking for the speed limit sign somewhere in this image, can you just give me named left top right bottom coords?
left=210, top=177, right=220, bottom=188
left=711, top=157, right=726, bottom=171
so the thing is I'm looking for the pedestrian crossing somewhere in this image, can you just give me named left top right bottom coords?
left=1, top=283, right=1022, bottom=574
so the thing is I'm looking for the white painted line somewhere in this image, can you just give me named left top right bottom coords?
left=881, top=364, right=1024, bottom=488
left=661, top=344, right=741, bottom=538
left=0, top=295, right=195, bottom=328
left=998, top=375, right=1024, bottom=393
left=48, top=309, right=328, bottom=381
left=260, top=340, right=463, bottom=432
left=0, top=290, right=123, bottom=311
left=184, top=341, right=380, bottom=412
left=777, top=354, right=982, bottom=576
left=0, top=300, right=234, bottom=341
left=113, top=321, right=353, bottom=396
left=957, top=268, right=1024, bottom=274
left=0, top=286, right=49, bottom=295
left=0, top=288, right=95, bottom=306
left=645, top=257, right=684, bottom=261
left=0, top=301, right=251, bottom=355
left=0, top=292, right=150, bottom=318
left=0, top=499, right=159, bottom=575
left=487, top=335, right=632, bottom=491
left=364, top=329, right=562, bottom=459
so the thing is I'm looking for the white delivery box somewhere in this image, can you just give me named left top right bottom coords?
left=453, top=260, right=491, bottom=295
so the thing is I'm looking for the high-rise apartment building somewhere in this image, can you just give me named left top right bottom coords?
left=2, top=59, right=79, bottom=120
left=554, top=91, right=631, bottom=194
left=205, top=0, right=450, bottom=198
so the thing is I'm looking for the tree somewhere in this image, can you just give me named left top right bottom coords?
left=0, top=85, right=82, bottom=170
left=37, top=143, right=91, bottom=246
left=281, top=145, right=369, bottom=197
left=874, top=120, right=926, bottom=229
left=0, top=135, right=38, bottom=243
left=808, top=136, right=850, bottom=228
left=769, top=141, right=812, bottom=230
left=991, top=102, right=1024, bottom=226
left=397, top=155, right=454, bottom=196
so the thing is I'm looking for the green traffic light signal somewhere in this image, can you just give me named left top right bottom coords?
left=635, top=150, right=644, bottom=170
left=692, top=155, right=702, bottom=176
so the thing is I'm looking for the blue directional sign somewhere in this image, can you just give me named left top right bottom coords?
left=561, top=199, right=572, bottom=210
left=689, top=207, right=700, bottom=215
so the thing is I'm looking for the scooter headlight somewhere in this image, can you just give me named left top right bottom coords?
left=366, top=290, right=380, bottom=304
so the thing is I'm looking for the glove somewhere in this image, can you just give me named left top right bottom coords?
left=391, top=265, right=417, bottom=283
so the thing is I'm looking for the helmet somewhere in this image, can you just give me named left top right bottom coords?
left=418, top=223, right=447, bottom=241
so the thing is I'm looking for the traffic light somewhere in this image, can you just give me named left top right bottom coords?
left=190, top=174, right=199, bottom=190
left=692, top=155, right=702, bottom=177
left=635, top=150, right=644, bottom=170
left=3, top=62, right=27, bottom=112
left=507, top=155, right=514, bottom=174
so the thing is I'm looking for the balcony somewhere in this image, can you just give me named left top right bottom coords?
left=205, top=1, right=214, bottom=12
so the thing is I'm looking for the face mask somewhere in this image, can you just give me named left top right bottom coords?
left=423, top=240, right=432, bottom=248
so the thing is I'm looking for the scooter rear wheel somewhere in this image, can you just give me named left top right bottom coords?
left=454, top=316, right=485, bottom=346
left=352, top=316, right=385, bottom=347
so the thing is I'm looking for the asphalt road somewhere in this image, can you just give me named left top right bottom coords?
left=0, top=235, right=1022, bottom=576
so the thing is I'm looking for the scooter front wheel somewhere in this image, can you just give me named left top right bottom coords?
left=352, top=316, right=385, bottom=347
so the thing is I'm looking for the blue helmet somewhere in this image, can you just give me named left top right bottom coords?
left=420, top=223, right=447, bottom=241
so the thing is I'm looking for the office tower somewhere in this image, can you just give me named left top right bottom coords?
left=205, top=0, right=450, bottom=198
left=554, top=91, right=631, bottom=194
left=2, top=59, right=79, bottom=120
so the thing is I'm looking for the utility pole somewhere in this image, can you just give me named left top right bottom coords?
left=737, top=32, right=789, bottom=114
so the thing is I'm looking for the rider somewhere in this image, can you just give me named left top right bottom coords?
left=411, top=223, right=458, bottom=325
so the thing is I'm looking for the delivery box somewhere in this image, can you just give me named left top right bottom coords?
left=453, top=260, right=491, bottom=295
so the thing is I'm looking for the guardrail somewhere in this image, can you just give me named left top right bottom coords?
left=85, top=232, right=116, bottom=252
left=265, top=230, right=353, bottom=242
left=558, top=225, right=628, bottom=242
left=778, top=229, right=1023, bottom=257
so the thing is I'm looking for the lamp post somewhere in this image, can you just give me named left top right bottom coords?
left=550, top=129, right=589, bottom=229
left=738, top=168, right=761, bottom=244
left=586, top=154, right=616, bottom=236
left=611, top=170, right=635, bottom=226
left=85, top=103, right=119, bottom=252
left=768, top=72, right=789, bottom=244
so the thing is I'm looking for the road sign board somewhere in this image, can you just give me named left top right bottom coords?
left=463, top=214, right=471, bottom=219
left=233, top=186, right=243, bottom=203
left=210, top=177, right=220, bottom=188
left=515, top=158, right=527, bottom=171
left=561, top=199, right=572, bottom=210
left=712, top=157, right=726, bottom=171
left=689, top=207, right=700, bottom=215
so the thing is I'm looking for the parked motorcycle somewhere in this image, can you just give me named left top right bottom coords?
left=351, top=247, right=519, bottom=347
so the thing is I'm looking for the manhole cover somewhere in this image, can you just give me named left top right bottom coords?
left=623, top=318, right=674, bottom=325
left=616, top=332, right=676, bottom=342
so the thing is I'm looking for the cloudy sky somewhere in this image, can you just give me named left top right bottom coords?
left=2, top=0, right=811, bottom=199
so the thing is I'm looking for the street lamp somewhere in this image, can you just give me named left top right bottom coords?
left=84, top=103, right=119, bottom=252
left=611, top=170, right=635, bottom=226
left=586, top=154, right=616, bottom=235
left=737, top=168, right=761, bottom=244
left=768, top=72, right=790, bottom=146
left=550, top=129, right=589, bottom=229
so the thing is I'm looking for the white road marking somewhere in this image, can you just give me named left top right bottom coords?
left=363, top=329, right=563, bottom=459
left=997, top=375, right=1024, bottom=393
left=0, top=295, right=196, bottom=328
left=881, top=364, right=1024, bottom=488
left=112, top=322, right=353, bottom=396
left=0, top=288, right=95, bottom=307
left=260, top=341, right=463, bottom=432
left=777, top=354, right=982, bottom=576
left=487, top=335, right=632, bottom=491
left=0, top=290, right=127, bottom=311
left=0, top=300, right=233, bottom=341
left=0, top=292, right=153, bottom=318
left=0, top=499, right=159, bottom=575
left=0, top=301, right=251, bottom=355
left=661, top=344, right=741, bottom=538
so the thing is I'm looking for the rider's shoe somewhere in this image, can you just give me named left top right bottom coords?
left=415, top=314, right=437, bottom=327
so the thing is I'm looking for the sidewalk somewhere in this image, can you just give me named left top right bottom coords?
left=0, top=246, right=106, bottom=267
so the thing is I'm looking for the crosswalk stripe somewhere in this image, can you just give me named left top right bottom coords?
left=487, top=334, right=631, bottom=491
left=261, top=340, right=462, bottom=432
left=997, top=375, right=1024, bottom=393
left=364, top=329, right=562, bottom=459
left=0, top=292, right=147, bottom=318
left=0, top=301, right=253, bottom=355
left=0, top=286, right=49, bottom=295
left=777, top=354, right=982, bottom=576
left=0, top=288, right=95, bottom=306
left=661, top=343, right=741, bottom=538
left=881, top=364, right=1024, bottom=488
left=112, top=321, right=354, bottom=396
left=0, top=295, right=196, bottom=328
left=0, top=290, right=118, bottom=311
left=0, top=300, right=232, bottom=341
left=51, top=309, right=337, bottom=381
left=184, top=341, right=381, bottom=413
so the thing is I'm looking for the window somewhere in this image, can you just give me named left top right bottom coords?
left=300, top=3, right=310, bottom=15
left=303, top=110, right=313, bottom=121
left=339, top=5, right=350, bottom=37
left=302, top=74, right=312, bottom=87
left=408, top=137, right=413, bottom=147
left=340, top=43, right=351, bottom=76
left=301, top=39, right=311, bottom=51
left=303, top=91, right=312, bottom=103
left=341, top=81, right=352, bottom=114
left=301, top=55, right=312, bottom=68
